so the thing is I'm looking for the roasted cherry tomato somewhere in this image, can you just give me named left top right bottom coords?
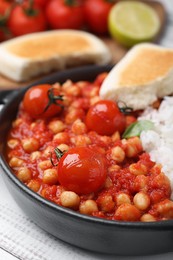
left=23, top=84, right=64, bottom=119
left=8, top=1, right=47, bottom=36
left=83, top=0, right=115, bottom=34
left=45, top=0, right=84, bottom=30
left=58, top=147, right=107, bottom=195
left=86, top=100, right=126, bottom=135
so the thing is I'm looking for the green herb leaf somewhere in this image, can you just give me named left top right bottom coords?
left=122, top=120, right=154, bottom=139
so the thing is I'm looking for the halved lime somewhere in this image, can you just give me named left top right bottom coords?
left=108, top=1, right=161, bottom=47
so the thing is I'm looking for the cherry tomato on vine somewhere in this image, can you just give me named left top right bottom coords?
left=45, top=0, right=84, bottom=30
left=23, top=84, right=64, bottom=119
left=83, top=0, right=115, bottom=34
left=8, top=1, right=47, bottom=36
left=57, top=147, right=107, bottom=195
left=86, top=100, right=126, bottom=135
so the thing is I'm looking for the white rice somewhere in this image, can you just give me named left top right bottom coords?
left=139, top=96, right=173, bottom=199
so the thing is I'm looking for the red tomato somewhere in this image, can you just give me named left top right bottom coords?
left=83, top=0, right=114, bottom=34
left=8, top=2, right=47, bottom=36
left=86, top=100, right=126, bottom=135
left=45, top=0, right=84, bottom=29
left=34, top=0, right=47, bottom=9
left=0, top=0, right=11, bottom=13
left=23, top=84, right=64, bottom=119
left=58, top=147, right=107, bottom=194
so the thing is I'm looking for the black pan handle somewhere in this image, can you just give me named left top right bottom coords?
left=0, top=90, right=19, bottom=113
left=0, top=90, right=18, bottom=105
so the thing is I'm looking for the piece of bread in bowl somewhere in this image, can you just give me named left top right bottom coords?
left=0, top=29, right=111, bottom=82
left=100, top=43, right=173, bottom=110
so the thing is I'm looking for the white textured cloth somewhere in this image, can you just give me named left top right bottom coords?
left=0, top=173, right=103, bottom=260
left=1, top=0, right=173, bottom=259
left=0, top=173, right=173, bottom=260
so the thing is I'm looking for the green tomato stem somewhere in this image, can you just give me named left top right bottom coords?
left=23, top=0, right=39, bottom=17
left=43, top=88, right=64, bottom=114
left=64, top=0, right=78, bottom=7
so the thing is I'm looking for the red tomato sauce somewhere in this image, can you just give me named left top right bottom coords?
left=6, top=73, right=173, bottom=222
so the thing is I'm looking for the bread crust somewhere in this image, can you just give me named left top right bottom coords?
left=100, top=43, right=173, bottom=110
left=0, top=30, right=111, bottom=82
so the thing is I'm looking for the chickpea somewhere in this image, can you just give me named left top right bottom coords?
left=155, top=199, right=173, bottom=219
left=62, top=79, right=73, bottom=90
left=111, top=131, right=120, bottom=142
left=99, top=136, right=112, bottom=145
left=9, top=157, right=24, bottom=168
left=53, top=132, right=69, bottom=143
left=111, top=146, right=125, bottom=163
left=140, top=214, right=156, bottom=222
left=12, top=118, right=22, bottom=127
left=134, top=175, right=148, bottom=192
left=42, top=146, right=54, bottom=157
left=27, top=179, right=41, bottom=192
left=76, top=81, right=88, bottom=88
left=60, top=191, right=80, bottom=209
left=150, top=164, right=162, bottom=175
left=43, top=169, right=58, bottom=185
left=65, top=109, right=84, bottom=125
left=115, top=203, right=141, bottom=221
left=151, top=172, right=170, bottom=190
left=98, top=195, right=115, bottom=213
left=79, top=200, right=98, bottom=215
left=116, top=193, right=131, bottom=206
left=71, top=119, right=87, bottom=135
left=129, top=163, right=148, bottom=176
left=48, top=120, right=66, bottom=134
left=133, top=192, right=150, bottom=211
left=89, top=87, right=99, bottom=98
left=123, top=137, right=142, bottom=158
left=104, top=177, right=113, bottom=188
left=38, top=160, right=52, bottom=170
left=90, top=96, right=100, bottom=106
left=62, top=95, right=73, bottom=106
left=22, top=138, right=39, bottom=153
left=108, top=165, right=120, bottom=173
left=52, top=82, right=61, bottom=90
left=71, top=135, right=91, bottom=147
left=30, top=122, right=36, bottom=130
left=63, top=84, right=81, bottom=97
left=17, top=167, right=32, bottom=183
left=57, top=144, right=69, bottom=152
left=7, top=139, right=19, bottom=149
left=30, top=151, right=41, bottom=161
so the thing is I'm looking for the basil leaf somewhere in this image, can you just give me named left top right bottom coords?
left=122, top=120, right=154, bottom=139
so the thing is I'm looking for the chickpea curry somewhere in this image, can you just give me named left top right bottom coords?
left=6, top=73, right=173, bottom=222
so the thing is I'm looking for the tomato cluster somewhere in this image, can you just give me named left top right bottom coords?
left=0, top=0, right=117, bottom=42
left=22, top=81, right=127, bottom=194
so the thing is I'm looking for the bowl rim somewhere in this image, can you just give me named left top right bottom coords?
left=1, top=156, right=173, bottom=229
left=1, top=64, right=173, bottom=229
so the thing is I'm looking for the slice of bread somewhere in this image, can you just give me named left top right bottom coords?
left=0, top=30, right=111, bottom=82
left=100, top=43, right=173, bottom=110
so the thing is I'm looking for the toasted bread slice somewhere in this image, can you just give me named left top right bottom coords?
left=0, top=30, right=111, bottom=82
left=100, top=43, right=173, bottom=110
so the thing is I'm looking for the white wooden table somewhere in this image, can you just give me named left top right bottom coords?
left=1, top=0, right=173, bottom=259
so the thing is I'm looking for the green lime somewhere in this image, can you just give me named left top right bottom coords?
left=108, top=1, right=161, bottom=47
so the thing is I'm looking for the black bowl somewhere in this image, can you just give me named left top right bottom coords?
left=0, top=65, right=173, bottom=256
